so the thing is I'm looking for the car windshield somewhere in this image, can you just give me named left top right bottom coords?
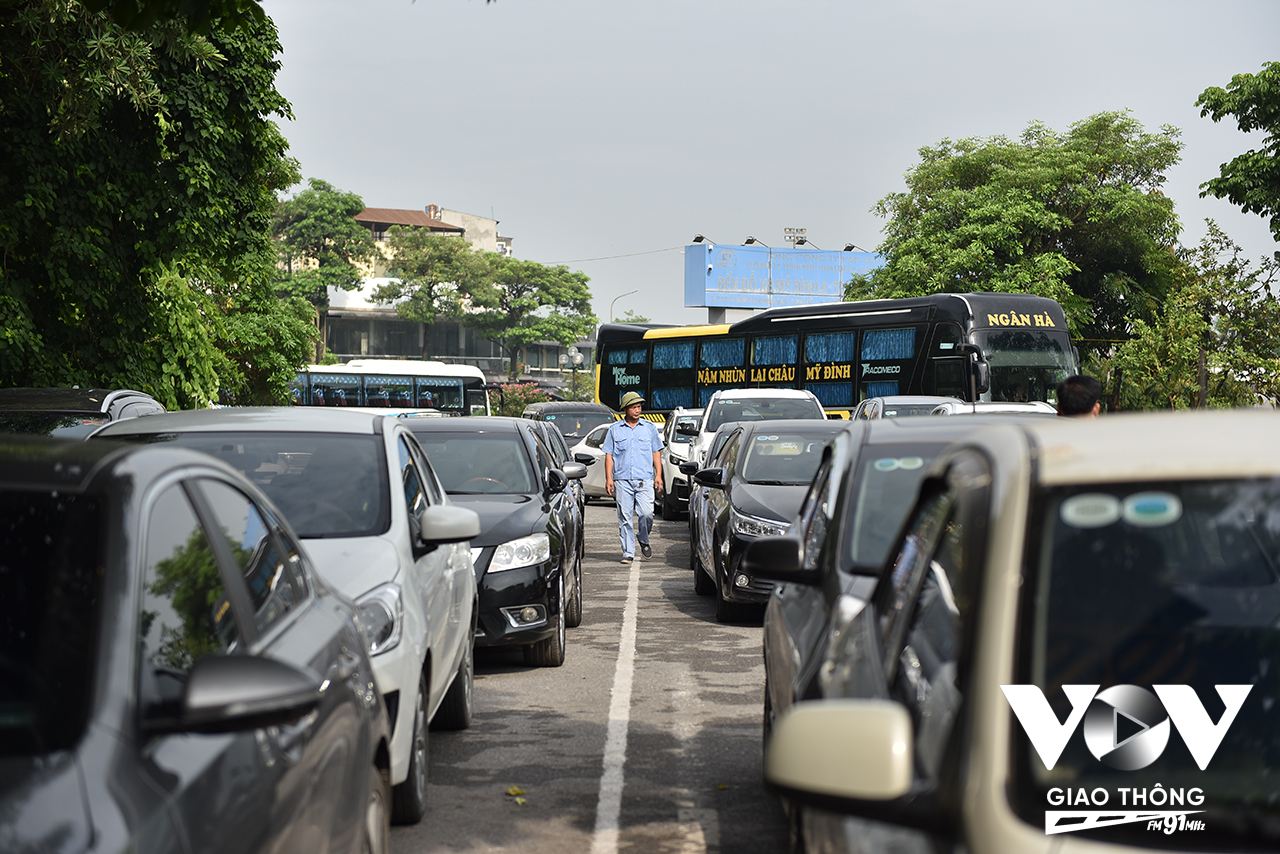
left=707, top=397, right=823, bottom=431
left=124, top=432, right=389, bottom=539
left=0, top=490, right=103, bottom=756
left=544, top=412, right=614, bottom=439
left=845, top=442, right=942, bottom=568
left=881, top=403, right=943, bottom=418
left=0, top=413, right=106, bottom=438
left=972, top=329, right=1073, bottom=404
left=739, top=432, right=832, bottom=485
left=412, top=432, right=537, bottom=494
left=1013, top=478, right=1280, bottom=848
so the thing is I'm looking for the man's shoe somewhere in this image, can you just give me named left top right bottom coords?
left=620, top=556, right=633, bottom=564
left=640, top=542, right=652, bottom=559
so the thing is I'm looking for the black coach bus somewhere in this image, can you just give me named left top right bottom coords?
left=595, top=293, right=1078, bottom=418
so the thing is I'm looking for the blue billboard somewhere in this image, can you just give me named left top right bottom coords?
left=683, top=243, right=882, bottom=309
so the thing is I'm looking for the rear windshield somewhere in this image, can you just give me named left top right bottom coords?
left=845, top=442, right=943, bottom=568
left=0, top=413, right=106, bottom=438
left=412, top=432, right=537, bottom=494
left=1012, top=478, right=1280, bottom=848
left=118, top=432, right=389, bottom=539
left=539, top=411, right=614, bottom=439
left=739, top=432, right=833, bottom=485
left=881, top=403, right=943, bottom=418
left=0, top=491, right=103, bottom=756
left=706, top=397, right=823, bottom=431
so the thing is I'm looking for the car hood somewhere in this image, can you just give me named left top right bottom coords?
left=0, top=753, right=91, bottom=853
left=732, top=482, right=809, bottom=526
left=301, top=535, right=401, bottom=600
left=445, top=494, right=546, bottom=548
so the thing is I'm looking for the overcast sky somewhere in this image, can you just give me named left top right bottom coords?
left=262, top=0, right=1279, bottom=326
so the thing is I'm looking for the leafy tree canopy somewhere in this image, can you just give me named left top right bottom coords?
left=1110, top=221, right=1280, bottom=410
left=371, top=230, right=488, bottom=359
left=1197, top=61, right=1280, bottom=242
left=618, top=309, right=651, bottom=323
left=83, top=0, right=264, bottom=34
left=848, top=112, right=1184, bottom=356
left=464, top=257, right=598, bottom=381
left=0, top=1, right=311, bottom=406
left=273, top=178, right=380, bottom=309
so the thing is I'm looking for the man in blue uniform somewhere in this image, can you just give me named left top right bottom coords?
left=603, top=391, right=664, bottom=563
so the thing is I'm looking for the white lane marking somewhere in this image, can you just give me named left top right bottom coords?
left=590, top=555, right=642, bottom=854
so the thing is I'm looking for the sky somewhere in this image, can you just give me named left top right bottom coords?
left=262, top=0, right=1279, bottom=327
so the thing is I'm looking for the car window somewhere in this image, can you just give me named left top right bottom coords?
left=740, top=432, right=831, bottom=485
left=798, top=453, right=837, bottom=574
left=584, top=424, right=609, bottom=450
left=0, top=488, right=103, bottom=755
left=197, top=479, right=306, bottom=637
left=122, top=431, right=390, bottom=539
left=707, top=396, right=823, bottom=431
left=412, top=431, right=539, bottom=494
left=1012, top=477, right=1280, bottom=843
left=878, top=486, right=955, bottom=676
left=398, top=436, right=430, bottom=517
left=139, top=483, right=241, bottom=720
left=846, top=442, right=944, bottom=568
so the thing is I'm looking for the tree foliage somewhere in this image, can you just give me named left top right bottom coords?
left=0, top=1, right=310, bottom=406
left=371, top=230, right=486, bottom=359
left=1197, top=61, right=1280, bottom=242
left=494, top=381, right=553, bottom=417
left=464, top=257, right=598, bottom=381
left=1110, top=221, right=1280, bottom=410
left=273, top=178, right=379, bottom=308
left=848, top=112, right=1184, bottom=357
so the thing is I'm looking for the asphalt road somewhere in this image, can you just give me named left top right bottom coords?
left=391, top=498, right=789, bottom=854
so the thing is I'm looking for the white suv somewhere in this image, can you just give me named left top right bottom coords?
left=658, top=407, right=703, bottom=519
left=681, top=389, right=826, bottom=469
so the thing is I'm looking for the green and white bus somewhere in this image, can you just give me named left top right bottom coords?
left=291, top=359, right=494, bottom=415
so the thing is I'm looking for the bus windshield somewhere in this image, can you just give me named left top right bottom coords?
left=972, top=329, right=1073, bottom=404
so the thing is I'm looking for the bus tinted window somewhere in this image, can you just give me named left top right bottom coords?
left=753, top=335, right=798, bottom=365
left=805, top=332, right=856, bottom=362
left=607, top=349, right=629, bottom=365
left=653, top=341, right=694, bottom=369
left=862, top=328, right=915, bottom=360
left=652, top=388, right=694, bottom=410
left=700, top=339, right=745, bottom=368
left=629, top=347, right=647, bottom=364
left=807, top=382, right=855, bottom=407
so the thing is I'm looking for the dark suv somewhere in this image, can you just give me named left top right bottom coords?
left=0, top=387, right=164, bottom=437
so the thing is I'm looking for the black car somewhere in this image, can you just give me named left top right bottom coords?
left=759, top=416, right=1019, bottom=761
left=687, top=419, right=845, bottom=622
left=0, top=386, right=164, bottom=437
left=404, top=417, right=586, bottom=665
left=0, top=437, right=391, bottom=853
left=520, top=400, right=617, bottom=441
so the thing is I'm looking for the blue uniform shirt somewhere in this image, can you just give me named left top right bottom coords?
left=602, top=418, right=665, bottom=480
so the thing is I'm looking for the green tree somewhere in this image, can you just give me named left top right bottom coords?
left=0, top=1, right=307, bottom=406
left=618, top=309, right=651, bottom=323
left=371, top=230, right=487, bottom=359
left=494, top=381, right=553, bottom=417
left=462, top=257, right=597, bottom=381
left=1196, top=61, right=1280, bottom=242
left=848, top=112, right=1184, bottom=357
left=1111, top=221, right=1280, bottom=410
left=272, top=178, right=379, bottom=362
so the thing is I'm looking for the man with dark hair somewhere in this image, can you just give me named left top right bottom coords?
left=1056, top=375, right=1102, bottom=418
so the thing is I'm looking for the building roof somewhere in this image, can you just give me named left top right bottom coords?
left=354, top=208, right=465, bottom=232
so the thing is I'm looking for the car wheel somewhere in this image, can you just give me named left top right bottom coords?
left=692, top=525, right=713, bottom=596
left=362, top=765, right=391, bottom=854
left=432, top=622, right=474, bottom=731
left=391, top=675, right=429, bottom=824
left=713, top=539, right=743, bottom=623
left=523, top=572, right=566, bottom=667
left=657, top=484, right=672, bottom=520
left=565, top=545, right=583, bottom=628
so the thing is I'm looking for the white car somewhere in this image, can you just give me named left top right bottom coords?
left=680, top=388, right=827, bottom=469
left=758, top=410, right=1280, bottom=853
left=930, top=399, right=1058, bottom=416
left=570, top=422, right=611, bottom=501
left=657, top=407, right=702, bottom=519
left=93, top=408, right=480, bottom=826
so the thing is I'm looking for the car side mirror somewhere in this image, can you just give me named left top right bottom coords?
left=574, top=452, right=596, bottom=466
left=419, top=504, right=481, bottom=545
left=692, top=468, right=725, bottom=489
left=561, top=461, right=587, bottom=480
left=741, top=536, right=822, bottom=587
left=766, top=699, right=914, bottom=803
left=678, top=461, right=700, bottom=477
left=144, top=656, right=321, bottom=736
left=544, top=468, right=569, bottom=494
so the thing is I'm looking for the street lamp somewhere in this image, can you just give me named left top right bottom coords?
left=843, top=243, right=870, bottom=252
left=743, top=236, right=769, bottom=247
left=691, top=234, right=716, bottom=244
left=610, top=289, right=639, bottom=322
left=794, top=236, right=821, bottom=250
left=560, top=346, right=585, bottom=397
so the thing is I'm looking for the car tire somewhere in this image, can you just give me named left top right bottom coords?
left=524, top=572, right=566, bottom=667
left=691, top=525, right=713, bottom=596
left=391, top=675, right=429, bottom=824
left=713, top=539, right=743, bottom=623
left=657, top=484, right=672, bottom=520
left=362, top=765, right=391, bottom=854
left=565, top=545, right=583, bottom=628
left=432, top=623, right=474, bottom=731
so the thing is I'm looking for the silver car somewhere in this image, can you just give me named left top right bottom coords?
left=94, top=408, right=480, bottom=825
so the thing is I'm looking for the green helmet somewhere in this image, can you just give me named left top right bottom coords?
left=619, top=391, right=645, bottom=410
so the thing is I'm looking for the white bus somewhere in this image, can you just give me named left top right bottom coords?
left=291, top=359, right=494, bottom=415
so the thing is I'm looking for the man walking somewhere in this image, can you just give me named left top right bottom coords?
left=604, top=391, right=664, bottom=563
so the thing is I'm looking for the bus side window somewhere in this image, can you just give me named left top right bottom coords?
left=929, top=323, right=966, bottom=398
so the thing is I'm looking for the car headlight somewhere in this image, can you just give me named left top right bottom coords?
left=489, top=532, right=551, bottom=572
left=356, top=583, right=402, bottom=656
left=730, top=507, right=789, bottom=538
